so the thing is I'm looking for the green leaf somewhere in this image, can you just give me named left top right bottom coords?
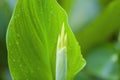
left=76, top=0, right=120, bottom=53
left=6, top=0, right=86, bottom=80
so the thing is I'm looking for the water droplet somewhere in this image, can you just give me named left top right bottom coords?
left=8, top=43, right=12, bottom=47
left=50, top=6, right=53, bottom=9
left=40, top=11, right=43, bottom=15
left=13, top=59, right=16, bottom=62
left=17, top=14, right=20, bottom=17
left=16, top=41, right=19, bottom=45
left=19, top=64, right=22, bottom=68
left=16, top=34, right=20, bottom=39
left=50, top=11, right=53, bottom=14
left=14, top=16, right=17, bottom=19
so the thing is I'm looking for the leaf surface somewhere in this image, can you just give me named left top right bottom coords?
left=6, top=0, right=86, bottom=80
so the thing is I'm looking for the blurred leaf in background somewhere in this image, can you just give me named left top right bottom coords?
left=0, top=0, right=11, bottom=75
left=75, top=43, right=119, bottom=80
left=86, top=44, right=118, bottom=80
left=0, top=0, right=16, bottom=80
left=6, top=0, right=16, bottom=10
left=76, top=0, right=120, bottom=53
left=69, top=0, right=102, bottom=33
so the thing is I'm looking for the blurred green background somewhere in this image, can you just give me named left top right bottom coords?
left=0, top=0, right=119, bottom=80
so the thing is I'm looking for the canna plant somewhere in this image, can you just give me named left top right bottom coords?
left=6, top=0, right=86, bottom=80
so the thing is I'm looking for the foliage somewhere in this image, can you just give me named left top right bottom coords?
left=0, top=0, right=120, bottom=80
left=6, top=0, right=85, bottom=80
